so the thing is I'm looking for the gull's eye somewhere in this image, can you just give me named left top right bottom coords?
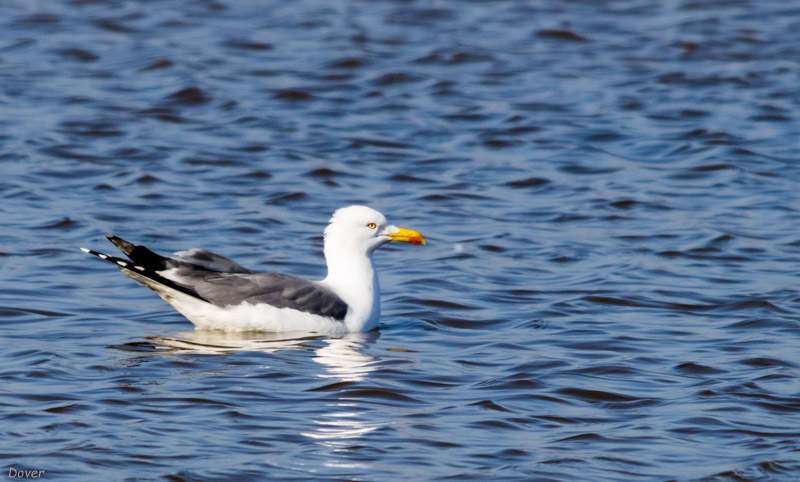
left=367, top=222, right=377, bottom=229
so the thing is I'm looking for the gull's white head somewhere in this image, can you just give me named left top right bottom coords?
left=324, top=205, right=425, bottom=256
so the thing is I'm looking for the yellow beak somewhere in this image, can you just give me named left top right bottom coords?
left=387, top=227, right=426, bottom=245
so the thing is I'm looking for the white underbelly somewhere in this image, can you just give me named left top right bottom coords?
left=176, top=297, right=350, bottom=334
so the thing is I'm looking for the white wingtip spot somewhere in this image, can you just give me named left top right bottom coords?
left=116, top=261, right=127, bottom=267
left=99, top=254, right=108, bottom=259
left=134, top=265, right=145, bottom=271
left=80, top=247, right=91, bottom=253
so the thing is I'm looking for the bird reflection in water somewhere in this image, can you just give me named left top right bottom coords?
left=304, top=332, right=385, bottom=446
left=148, top=330, right=379, bottom=383
left=147, top=330, right=384, bottom=443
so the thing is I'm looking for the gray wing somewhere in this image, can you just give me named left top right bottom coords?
left=106, top=235, right=251, bottom=274
left=174, top=249, right=251, bottom=274
left=98, top=235, right=346, bottom=320
left=173, top=267, right=349, bottom=321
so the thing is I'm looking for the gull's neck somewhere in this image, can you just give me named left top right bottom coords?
left=320, top=240, right=381, bottom=332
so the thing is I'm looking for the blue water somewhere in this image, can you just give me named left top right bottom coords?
left=2, top=0, right=800, bottom=479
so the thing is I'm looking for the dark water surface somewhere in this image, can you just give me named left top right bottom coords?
left=2, top=0, right=800, bottom=480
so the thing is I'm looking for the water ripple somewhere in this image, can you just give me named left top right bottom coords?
left=2, top=0, right=800, bottom=479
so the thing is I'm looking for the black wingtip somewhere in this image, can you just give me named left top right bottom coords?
left=106, top=234, right=136, bottom=257
left=82, top=245, right=208, bottom=303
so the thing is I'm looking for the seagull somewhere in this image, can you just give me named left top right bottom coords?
left=81, top=206, right=425, bottom=334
